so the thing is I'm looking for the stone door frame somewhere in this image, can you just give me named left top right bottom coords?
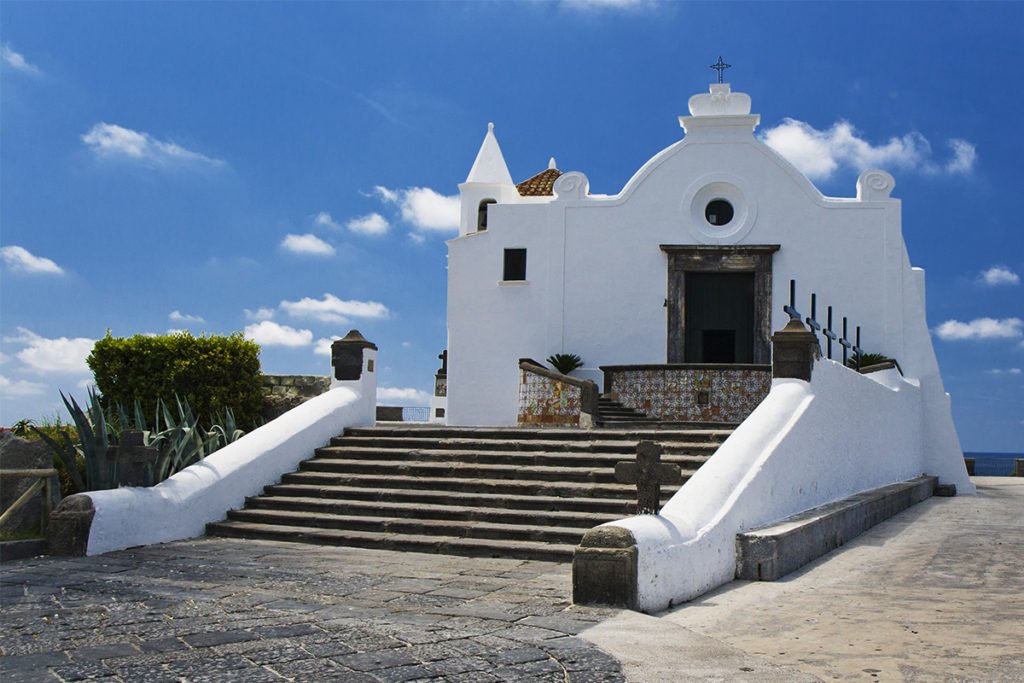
left=661, top=244, right=780, bottom=364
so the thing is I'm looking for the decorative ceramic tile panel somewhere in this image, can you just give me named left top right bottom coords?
left=607, top=367, right=770, bottom=423
left=518, top=368, right=582, bottom=426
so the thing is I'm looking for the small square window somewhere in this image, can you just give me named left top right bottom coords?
left=503, top=248, right=527, bottom=281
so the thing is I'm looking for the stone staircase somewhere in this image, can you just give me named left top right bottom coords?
left=207, top=425, right=734, bottom=561
left=596, top=395, right=652, bottom=426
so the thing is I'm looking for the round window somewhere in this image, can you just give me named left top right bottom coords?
left=705, top=199, right=734, bottom=226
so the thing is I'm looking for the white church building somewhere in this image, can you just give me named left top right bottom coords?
left=55, top=76, right=974, bottom=612
left=443, top=79, right=973, bottom=609
left=447, top=81, right=956, bottom=435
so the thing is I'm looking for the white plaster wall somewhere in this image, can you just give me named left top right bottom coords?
left=447, top=116, right=924, bottom=426
left=83, top=384, right=375, bottom=556
left=601, top=358, right=972, bottom=613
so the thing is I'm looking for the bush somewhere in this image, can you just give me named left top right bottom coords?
left=88, top=331, right=263, bottom=428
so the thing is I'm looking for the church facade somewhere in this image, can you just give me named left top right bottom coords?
left=446, top=82, right=955, bottom=444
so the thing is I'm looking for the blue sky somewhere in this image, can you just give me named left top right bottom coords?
left=1, top=1, right=1021, bottom=451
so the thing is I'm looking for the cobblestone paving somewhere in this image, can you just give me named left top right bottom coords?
left=0, top=538, right=625, bottom=682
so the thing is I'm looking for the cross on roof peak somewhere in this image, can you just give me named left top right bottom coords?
left=710, top=56, right=731, bottom=84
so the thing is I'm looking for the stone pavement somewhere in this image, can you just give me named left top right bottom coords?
left=3, top=477, right=1022, bottom=682
left=584, top=476, right=1024, bottom=682
left=0, top=539, right=623, bottom=682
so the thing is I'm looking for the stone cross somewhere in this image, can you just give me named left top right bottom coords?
left=614, top=440, right=683, bottom=515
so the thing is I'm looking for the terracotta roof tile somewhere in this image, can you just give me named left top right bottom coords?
left=516, top=167, right=562, bottom=196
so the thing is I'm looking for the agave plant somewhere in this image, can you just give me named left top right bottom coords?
left=148, top=396, right=218, bottom=483
left=32, top=388, right=117, bottom=492
left=34, top=390, right=248, bottom=492
left=547, top=353, right=584, bottom=375
left=209, top=407, right=246, bottom=449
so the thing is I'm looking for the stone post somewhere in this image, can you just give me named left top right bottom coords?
left=112, top=430, right=159, bottom=487
left=573, top=526, right=639, bottom=608
left=48, top=494, right=95, bottom=556
left=430, top=349, right=448, bottom=424
left=771, top=317, right=821, bottom=381
left=330, top=330, right=378, bottom=426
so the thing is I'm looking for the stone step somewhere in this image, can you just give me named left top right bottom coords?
left=223, top=507, right=589, bottom=545
left=342, top=426, right=733, bottom=441
left=205, top=521, right=575, bottom=562
left=735, top=476, right=938, bottom=581
left=314, top=446, right=711, bottom=468
left=243, top=495, right=614, bottom=528
left=298, top=458, right=701, bottom=484
left=262, top=484, right=639, bottom=516
left=280, top=470, right=683, bottom=499
left=208, top=423, right=731, bottom=561
left=326, top=436, right=727, bottom=453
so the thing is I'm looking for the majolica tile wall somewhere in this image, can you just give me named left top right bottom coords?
left=605, top=366, right=771, bottom=423
left=517, top=369, right=582, bottom=426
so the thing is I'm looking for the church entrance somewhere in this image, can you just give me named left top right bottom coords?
left=684, top=272, right=754, bottom=363
left=661, top=245, right=779, bottom=364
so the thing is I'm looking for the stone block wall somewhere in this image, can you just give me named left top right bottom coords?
left=603, top=364, right=771, bottom=423
left=261, top=375, right=331, bottom=422
left=518, top=367, right=584, bottom=426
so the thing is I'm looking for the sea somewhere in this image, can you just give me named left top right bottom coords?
left=964, top=452, right=1023, bottom=477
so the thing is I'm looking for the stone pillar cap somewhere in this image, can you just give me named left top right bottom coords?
left=335, top=330, right=378, bottom=350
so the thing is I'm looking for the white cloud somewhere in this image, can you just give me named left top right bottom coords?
left=346, top=212, right=390, bottom=236
left=372, top=185, right=399, bottom=203
left=169, top=310, right=204, bottom=324
left=978, top=266, right=1020, bottom=287
left=377, top=387, right=432, bottom=405
left=374, top=185, right=459, bottom=233
left=5, top=327, right=94, bottom=374
left=945, top=139, right=977, bottom=174
left=81, top=123, right=224, bottom=168
left=244, top=307, right=275, bottom=321
left=0, top=352, right=8, bottom=365
left=313, top=212, right=342, bottom=230
left=986, top=368, right=1022, bottom=376
left=314, top=337, right=338, bottom=356
left=0, top=245, right=64, bottom=275
left=934, top=317, right=1023, bottom=341
left=1, top=43, right=41, bottom=76
left=760, top=118, right=976, bottom=181
left=280, top=293, right=390, bottom=324
left=0, top=374, right=48, bottom=397
left=280, top=233, right=335, bottom=256
left=408, top=232, right=426, bottom=245
left=243, top=321, right=313, bottom=347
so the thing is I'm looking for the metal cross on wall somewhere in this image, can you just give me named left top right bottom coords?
left=710, top=56, right=731, bottom=83
left=614, top=441, right=683, bottom=515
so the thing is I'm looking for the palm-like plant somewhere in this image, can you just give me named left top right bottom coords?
left=847, top=352, right=891, bottom=369
left=547, top=353, right=584, bottom=375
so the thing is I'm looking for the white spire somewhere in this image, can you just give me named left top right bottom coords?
left=548, top=157, right=557, bottom=170
left=466, top=122, right=514, bottom=185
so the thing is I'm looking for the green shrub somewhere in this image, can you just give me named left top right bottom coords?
left=88, top=331, right=263, bottom=428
